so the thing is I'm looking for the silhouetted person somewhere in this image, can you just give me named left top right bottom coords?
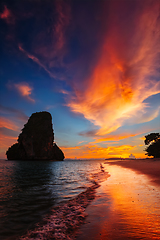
left=100, top=163, right=104, bottom=172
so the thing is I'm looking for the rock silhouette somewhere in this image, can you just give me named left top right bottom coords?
left=6, top=111, right=64, bottom=160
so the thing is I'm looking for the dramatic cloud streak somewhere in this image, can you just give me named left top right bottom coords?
left=0, top=117, right=19, bottom=131
left=18, top=0, right=71, bottom=81
left=67, top=0, right=160, bottom=136
left=18, top=45, right=59, bottom=80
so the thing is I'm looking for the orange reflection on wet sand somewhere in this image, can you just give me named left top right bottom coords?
left=77, top=163, right=160, bottom=240
left=102, top=166, right=160, bottom=239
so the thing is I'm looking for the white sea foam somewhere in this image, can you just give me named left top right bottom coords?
left=19, top=169, right=110, bottom=240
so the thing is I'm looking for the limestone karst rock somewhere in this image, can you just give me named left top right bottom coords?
left=6, top=111, right=64, bottom=160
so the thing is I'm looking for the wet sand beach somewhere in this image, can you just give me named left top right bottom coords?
left=106, top=158, right=160, bottom=186
left=76, top=159, right=160, bottom=240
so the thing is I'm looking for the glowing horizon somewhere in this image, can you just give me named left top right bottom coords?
left=0, top=0, right=160, bottom=159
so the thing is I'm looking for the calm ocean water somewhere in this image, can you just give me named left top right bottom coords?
left=0, top=159, right=104, bottom=240
left=0, top=159, right=160, bottom=240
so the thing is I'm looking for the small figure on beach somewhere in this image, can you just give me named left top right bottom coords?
left=100, top=163, right=104, bottom=172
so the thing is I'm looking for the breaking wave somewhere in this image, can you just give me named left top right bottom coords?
left=19, top=170, right=110, bottom=240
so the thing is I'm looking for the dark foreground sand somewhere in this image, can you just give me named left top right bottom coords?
left=76, top=159, right=160, bottom=240
left=107, top=158, right=160, bottom=186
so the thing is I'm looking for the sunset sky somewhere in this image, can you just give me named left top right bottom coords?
left=0, top=0, right=160, bottom=159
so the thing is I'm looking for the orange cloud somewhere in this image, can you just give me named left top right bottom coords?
left=0, top=134, right=17, bottom=148
left=67, top=1, right=160, bottom=136
left=14, top=82, right=35, bottom=102
left=78, top=141, right=88, bottom=144
left=91, top=125, right=160, bottom=143
left=0, top=115, right=26, bottom=159
left=61, top=143, right=136, bottom=159
left=0, top=117, right=19, bottom=131
left=61, top=146, right=81, bottom=150
left=0, top=134, right=17, bottom=159
left=92, top=133, right=138, bottom=144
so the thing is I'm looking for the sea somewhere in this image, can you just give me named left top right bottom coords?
left=0, top=159, right=160, bottom=240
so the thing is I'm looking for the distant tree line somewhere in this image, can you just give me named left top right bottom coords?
left=144, top=133, right=160, bottom=158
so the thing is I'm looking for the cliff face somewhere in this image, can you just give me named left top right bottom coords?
left=6, top=111, right=64, bottom=160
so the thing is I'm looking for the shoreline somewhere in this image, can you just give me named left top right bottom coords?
left=18, top=170, right=110, bottom=240
left=106, top=158, right=160, bottom=186
left=76, top=159, right=160, bottom=239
